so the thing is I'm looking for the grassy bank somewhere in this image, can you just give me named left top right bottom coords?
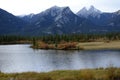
left=0, top=67, right=120, bottom=80
left=78, top=41, right=120, bottom=50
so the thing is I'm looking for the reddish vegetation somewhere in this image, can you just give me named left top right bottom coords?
left=57, top=42, right=77, bottom=50
left=32, top=41, right=82, bottom=50
left=37, top=41, right=49, bottom=49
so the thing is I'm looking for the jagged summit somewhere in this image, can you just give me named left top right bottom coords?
left=42, top=6, right=70, bottom=12
left=47, top=6, right=61, bottom=11
left=49, top=6, right=69, bottom=10
left=76, top=7, right=88, bottom=17
left=88, top=5, right=101, bottom=13
left=39, top=6, right=72, bottom=17
left=34, top=6, right=74, bottom=21
left=77, top=5, right=101, bottom=18
left=43, top=6, right=71, bottom=13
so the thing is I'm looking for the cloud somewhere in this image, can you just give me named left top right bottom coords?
left=0, top=0, right=119, bottom=15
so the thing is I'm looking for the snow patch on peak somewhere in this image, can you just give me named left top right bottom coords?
left=49, top=6, right=61, bottom=10
left=40, top=6, right=71, bottom=17
left=18, top=13, right=34, bottom=18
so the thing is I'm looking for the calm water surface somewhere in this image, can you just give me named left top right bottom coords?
left=0, top=44, right=120, bottom=73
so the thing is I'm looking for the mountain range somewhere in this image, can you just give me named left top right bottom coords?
left=0, top=6, right=120, bottom=36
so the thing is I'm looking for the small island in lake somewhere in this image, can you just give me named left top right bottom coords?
left=31, top=33, right=120, bottom=50
left=32, top=41, right=120, bottom=50
left=0, top=33, right=120, bottom=50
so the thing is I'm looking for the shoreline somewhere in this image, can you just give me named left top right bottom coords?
left=0, top=41, right=31, bottom=45
left=1, top=41, right=120, bottom=50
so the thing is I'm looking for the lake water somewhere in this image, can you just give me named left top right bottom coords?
left=0, top=44, right=120, bottom=73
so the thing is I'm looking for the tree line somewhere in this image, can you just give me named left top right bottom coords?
left=36, top=33, right=120, bottom=43
left=0, top=33, right=120, bottom=44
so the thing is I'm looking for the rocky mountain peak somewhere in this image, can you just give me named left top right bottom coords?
left=77, top=5, right=101, bottom=18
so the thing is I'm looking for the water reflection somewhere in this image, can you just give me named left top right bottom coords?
left=0, top=44, right=120, bottom=73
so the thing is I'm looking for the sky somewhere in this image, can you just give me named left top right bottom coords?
left=0, top=0, right=120, bottom=15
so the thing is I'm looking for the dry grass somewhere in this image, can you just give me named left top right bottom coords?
left=0, top=67, right=120, bottom=80
left=57, top=42, right=77, bottom=50
left=78, top=41, right=120, bottom=50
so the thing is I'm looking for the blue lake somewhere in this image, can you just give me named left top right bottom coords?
left=0, top=44, right=120, bottom=73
